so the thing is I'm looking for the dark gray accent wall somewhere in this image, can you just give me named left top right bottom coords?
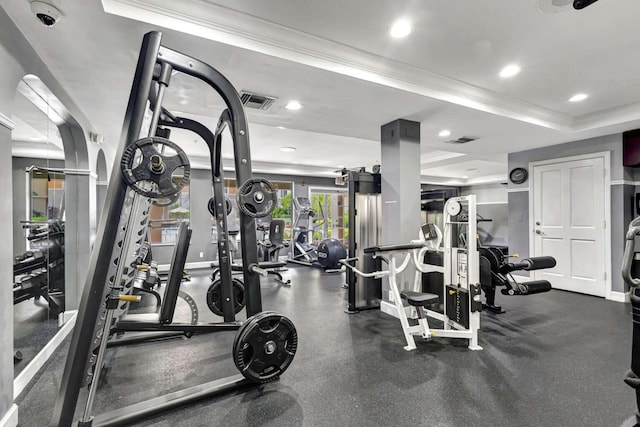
left=508, top=133, right=633, bottom=293
left=152, top=170, right=342, bottom=264
left=12, top=157, right=66, bottom=256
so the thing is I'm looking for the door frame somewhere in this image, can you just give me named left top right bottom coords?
left=528, top=151, right=612, bottom=299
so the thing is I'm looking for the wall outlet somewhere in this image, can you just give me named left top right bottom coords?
left=199, top=252, right=204, bottom=258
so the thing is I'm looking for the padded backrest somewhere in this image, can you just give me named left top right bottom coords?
left=159, top=222, right=192, bottom=324
left=269, top=219, right=285, bottom=246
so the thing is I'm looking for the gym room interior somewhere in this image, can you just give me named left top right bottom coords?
left=1, top=0, right=640, bottom=426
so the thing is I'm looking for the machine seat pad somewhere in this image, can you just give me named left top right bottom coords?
left=364, top=242, right=425, bottom=254
left=400, top=291, right=439, bottom=307
left=231, top=261, right=286, bottom=271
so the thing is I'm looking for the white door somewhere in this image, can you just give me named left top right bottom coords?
left=532, top=156, right=606, bottom=297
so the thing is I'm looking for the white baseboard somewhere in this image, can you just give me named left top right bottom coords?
left=158, top=261, right=213, bottom=272
left=0, top=404, right=18, bottom=427
left=14, top=311, right=77, bottom=399
left=609, top=291, right=630, bottom=303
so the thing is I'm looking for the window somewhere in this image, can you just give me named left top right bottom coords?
left=149, top=184, right=190, bottom=244
left=310, top=190, right=348, bottom=248
left=29, top=168, right=65, bottom=222
left=211, top=179, right=293, bottom=241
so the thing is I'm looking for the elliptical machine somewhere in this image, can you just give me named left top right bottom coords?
left=288, top=196, right=346, bottom=271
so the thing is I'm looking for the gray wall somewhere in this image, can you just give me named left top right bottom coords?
left=152, top=170, right=342, bottom=265
left=507, top=133, right=633, bottom=292
left=12, top=157, right=66, bottom=255
left=460, top=183, right=509, bottom=247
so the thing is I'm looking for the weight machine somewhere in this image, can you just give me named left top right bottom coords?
left=621, top=217, right=640, bottom=426
left=51, top=32, right=297, bottom=427
left=342, top=195, right=482, bottom=351
left=288, top=196, right=346, bottom=271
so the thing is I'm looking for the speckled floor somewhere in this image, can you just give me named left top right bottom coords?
left=15, top=266, right=636, bottom=426
left=13, top=296, right=60, bottom=376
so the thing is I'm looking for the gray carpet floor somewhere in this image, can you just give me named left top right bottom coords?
left=16, top=266, right=636, bottom=426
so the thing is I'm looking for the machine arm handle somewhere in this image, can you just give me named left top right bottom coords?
left=249, top=264, right=269, bottom=277
left=339, top=258, right=388, bottom=278
left=622, top=218, right=640, bottom=288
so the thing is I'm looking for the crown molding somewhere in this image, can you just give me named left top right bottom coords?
left=103, top=0, right=640, bottom=135
left=103, top=0, right=574, bottom=130
left=0, top=111, right=16, bottom=131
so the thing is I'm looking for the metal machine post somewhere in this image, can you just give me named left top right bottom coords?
left=346, top=169, right=382, bottom=313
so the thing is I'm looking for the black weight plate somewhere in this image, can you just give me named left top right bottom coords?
left=232, top=311, right=276, bottom=360
left=233, top=312, right=298, bottom=384
left=237, top=178, right=277, bottom=218
left=121, top=136, right=191, bottom=199
left=208, top=197, right=233, bottom=216
left=206, top=278, right=246, bottom=316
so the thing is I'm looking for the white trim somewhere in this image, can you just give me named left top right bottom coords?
left=0, top=112, right=16, bottom=131
left=529, top=151, right=611, bottom=300
left=101, top=1, right=640, bottom=133
left=506, top=187, right=529, bottom=193
left=0, top=404, right=18, bottom=427
left=308, top=186, right=348, bottom=193
left=13, top=311, right=77, bottom=400
left=610, top=180, right=637, bottom=186
left=103, top=0, right=574, bottom=131
left=609, top=291, right=631, bottom=303
left=476, top=201, right=508, bottom=205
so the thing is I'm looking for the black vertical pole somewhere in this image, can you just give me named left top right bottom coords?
left=50, top=32, right=162, bottom=427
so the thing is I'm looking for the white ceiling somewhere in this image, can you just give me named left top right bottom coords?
left=11, top=80, right=64, bottom=160
left=3, top=0, right=640, bottom=184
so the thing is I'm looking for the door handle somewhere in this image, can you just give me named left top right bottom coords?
left=535, top=221, right=541, bottom=226
left=535, top=229, right=543, bottom=235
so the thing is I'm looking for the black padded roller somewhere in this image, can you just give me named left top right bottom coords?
left=523, top=256, right=556, bottom=271
left=519, top=280, right=552, bottom=295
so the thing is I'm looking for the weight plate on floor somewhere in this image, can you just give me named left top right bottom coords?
left=206, top=278, right=246, bottom=316
left=233, top=312, right=298, bottom=384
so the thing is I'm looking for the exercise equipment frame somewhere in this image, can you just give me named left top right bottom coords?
left=51, top=31, right=269, bottom=427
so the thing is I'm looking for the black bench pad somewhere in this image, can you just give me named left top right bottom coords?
left=400, top=291, right=439, bottom=307
left=364, top=242, right=425, bottom=254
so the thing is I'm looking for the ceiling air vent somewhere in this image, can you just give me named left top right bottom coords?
left=239, top=91, right=278, bottom=111
left=445, top=136, right=477, bottom=145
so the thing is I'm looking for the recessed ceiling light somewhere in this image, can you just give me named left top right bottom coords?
left=390, top=19, right=412, bottom=38
left=280, top=146, right=296, bottom=152
left=285, top=100, right=302, bottom=110
left=499, top=64, right=521, bottom=78
left=569, top=93, right=588, bottom=102
left=277, top=126, right=286, bottom=129
left=438, top=130, right=451, bottom=137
